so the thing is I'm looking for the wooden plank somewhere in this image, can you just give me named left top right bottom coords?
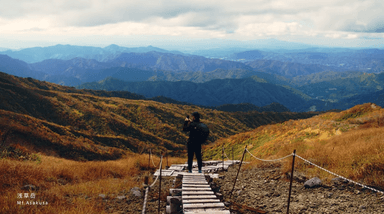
left=182, top=187, right=212, bottom=191
left=182, top=191, right=214, bottom=195
left=183, top=180, right=207, bottom=182
left=183, top=178, right=206, bottom=181
left=183, top=199, right=221, bottom=204
left=183, top=179, right=207, bottom=182
left=183, top=202, right=225, bottom=209
left=153, top=170, right=174, bottom=176
left=184, top=210, right=230, bottom=214
left=182, top=180, right=208, bottom=184
left=184, top=175, right=206, bottom=178
left=182, top=195, right=218, bottom=200
left=182, top=184, right=211, bottom=188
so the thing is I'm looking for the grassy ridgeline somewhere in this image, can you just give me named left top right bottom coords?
left=204, top=103, right=384, bottom=190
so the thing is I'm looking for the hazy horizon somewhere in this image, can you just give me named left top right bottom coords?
left=1, top=0, right=383, bottom=50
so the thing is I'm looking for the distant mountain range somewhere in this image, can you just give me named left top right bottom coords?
left=0, top=44, right=185, bottom=63
left=233, top=48, right=384, bottom=73
left=77, top=77, right=308, bottom=111
left=1, top=44, right=384, bottom=113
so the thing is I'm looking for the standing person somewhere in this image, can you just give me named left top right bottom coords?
left=183, top=112, right=209, bottom=173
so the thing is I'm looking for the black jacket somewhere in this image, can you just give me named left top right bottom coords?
left=183, top=120, right=202, bottom=144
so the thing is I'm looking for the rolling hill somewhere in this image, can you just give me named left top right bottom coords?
left=0, top=71, right=319, bottom=161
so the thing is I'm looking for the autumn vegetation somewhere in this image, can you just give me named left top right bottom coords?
left=0, top=71, right=320, bottom=213
left=2, top=71, right=383, bottom=213
left=204, top=103, right=384, bottom=191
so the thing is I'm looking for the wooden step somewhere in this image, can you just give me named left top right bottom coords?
left=183, top=199, right=221, bottom=204
left=183, top=180, right=207, bottom=183
left=182, top=187, right=212, bottom=191
left=182, top=195, right=218, bottom=200
left=183, top=202, right=225, bottom=209
left=182, top=184, right=211, bottom=188
left=183, top=181, right=208, bottom=184
left=182, top=191, right=215, bottom=195
left=184, top=210, right=230, bottom=214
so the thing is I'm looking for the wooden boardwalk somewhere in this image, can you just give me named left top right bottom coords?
left=160, top=160, right=240, bottom=214
left=182, top=173, right=230, bottom=214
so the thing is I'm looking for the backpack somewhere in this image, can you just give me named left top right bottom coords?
left=195, top=122, right=210, bottom=142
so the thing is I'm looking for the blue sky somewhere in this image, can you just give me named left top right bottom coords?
left=1, top=0, right=383, bottom=50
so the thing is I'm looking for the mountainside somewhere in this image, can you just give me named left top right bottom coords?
left=0, top=54, right=44, bottom=79
left=297, top=72, right=384, bottom=101
left=22, top=52, right=254, bottom=85
left=212, top=102, right=290, bottom=113
left=235, top=48, right=384, bottom=73
left=0, top=44, right=183, bottom=63
left=113, top=52, right=251, bottom=72
left=204, top=103, right=384, bottom=190
left=77, top=77, right=308, bottom=111
left=29, top=58, right=111, bottom=75
left=0, top=72, right=319, bottom=161
left=287, top=71, right=364, bottom=86
left=245, top=59, right=341, bottom=77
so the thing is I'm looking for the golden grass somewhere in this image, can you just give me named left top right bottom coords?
left=0, top=153, right=187, bottom=214
left=205, top=103, right=384, bottom=189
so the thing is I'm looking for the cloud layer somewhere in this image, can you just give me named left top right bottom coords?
left=0, top=0, right=383, bottom=47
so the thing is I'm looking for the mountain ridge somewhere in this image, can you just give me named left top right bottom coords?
left=77, top=77, right=308, bottom=111
left=0, top=71, right=320, bottom=160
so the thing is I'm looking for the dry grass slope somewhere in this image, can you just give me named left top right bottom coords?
left=0, top=71, right=322, bottom=213
left=205, top=103, right=384, bottom=190
left=0, top=153, right=185, bottom=214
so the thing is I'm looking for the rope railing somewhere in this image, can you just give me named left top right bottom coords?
left=245, top=148, right=383, bottom=194
left=245, top=148, right=293, bottom=162
left=295, top=154, right=384, bottom=195
left=239, top=147, right=384, bottom=213
left=150, top=149, right=159, bottom=168
left=142, top=155, right=163, bottom=214
left=223, top=149, right=231, bottom=161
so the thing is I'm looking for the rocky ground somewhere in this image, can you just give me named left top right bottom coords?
left=215, top=163, right=384, bottom=214
left=100, top=163, right=384, bottom=214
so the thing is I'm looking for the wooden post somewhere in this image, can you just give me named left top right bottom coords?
left=166, top=151, right=169, bottom=169
left=148, top=149, right=151, bottom=170
left=232, top=146, right=234, bottom=163
left=229, top=145, right=247, bottom=201
left=222, top=146, right=224, bottom=170
left=287, top=150, right=296, bottom=214
left=158, top=155, right=163, bottom=214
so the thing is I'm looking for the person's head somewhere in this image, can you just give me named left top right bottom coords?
left=191, top=112, right=200, bottom=122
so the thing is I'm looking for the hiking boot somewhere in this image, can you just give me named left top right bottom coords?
left=198, top=170, right=202, bottom=173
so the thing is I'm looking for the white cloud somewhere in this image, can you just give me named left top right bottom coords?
left=0, top=0, right=383, bottom=48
